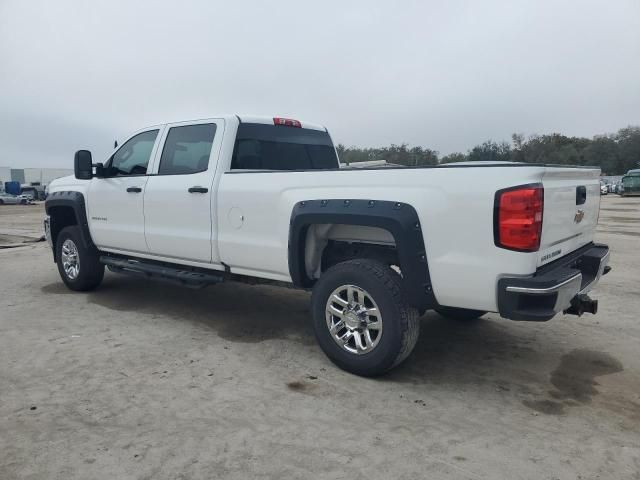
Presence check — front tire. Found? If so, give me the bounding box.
[311,259,420,376]
[55,226,104,291]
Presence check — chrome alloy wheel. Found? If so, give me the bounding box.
[61,239,80,280]
[325,284,383,354]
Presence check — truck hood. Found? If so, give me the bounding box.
[48,175,87,192]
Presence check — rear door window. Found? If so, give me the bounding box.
[158,123,217,175]
[231,123,338,170]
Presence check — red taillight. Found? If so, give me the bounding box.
[273,117,301,128]
[495,185,544,252]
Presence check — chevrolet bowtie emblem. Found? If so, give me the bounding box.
[574,209,585,223]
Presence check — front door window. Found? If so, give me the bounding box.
[107,130,159,176]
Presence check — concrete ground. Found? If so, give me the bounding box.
[0,202,45,247]
[1,197,639,480]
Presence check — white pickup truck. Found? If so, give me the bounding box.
[44,115,611,375]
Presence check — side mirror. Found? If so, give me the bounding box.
[74,150,93,180]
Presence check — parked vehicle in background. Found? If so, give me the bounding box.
[600,182,608,195]
[614,182,623,194]
[44,114,611,376]
[0,192,29,205]
[621,170,640,196]
[21,184,46,200]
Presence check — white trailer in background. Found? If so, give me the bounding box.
[22,168,74,185]
[0,167,11,191]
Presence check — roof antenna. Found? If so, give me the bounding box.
[114,140,118,148]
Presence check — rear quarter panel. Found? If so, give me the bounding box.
[217,165,547,312]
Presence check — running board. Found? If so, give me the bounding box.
[100,256,224,288]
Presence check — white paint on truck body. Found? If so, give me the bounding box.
[47,114,602,314]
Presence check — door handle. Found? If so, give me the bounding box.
[126,187,142,193]
[188,186,209,193]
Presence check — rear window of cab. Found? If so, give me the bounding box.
[231,123,338,171]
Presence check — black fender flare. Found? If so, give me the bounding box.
[45,191,96,260]
[288,199,436,310]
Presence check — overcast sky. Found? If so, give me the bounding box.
[1,0,639,168]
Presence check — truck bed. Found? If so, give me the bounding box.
[217,163,601,312]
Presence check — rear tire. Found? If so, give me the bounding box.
[311,259,420,376]
[55,226,104,291]
[435,306,486,321]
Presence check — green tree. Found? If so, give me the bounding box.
[336,125,640,174]
[440,152,466,163]
[467,140,511,162]
[616,126,640,172]
[582,136,619,175]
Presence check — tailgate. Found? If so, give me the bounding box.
[537,167,601,267]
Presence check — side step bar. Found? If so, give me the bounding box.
[100,256,224,288]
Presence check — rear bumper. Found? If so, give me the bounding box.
[497,243,610,321]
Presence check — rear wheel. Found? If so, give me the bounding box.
[311,259,420,376]
[435,306,486,321]
[55,226,104,291]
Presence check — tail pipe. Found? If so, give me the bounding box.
[564,293,598,316]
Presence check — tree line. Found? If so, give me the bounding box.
[336,125,640,175]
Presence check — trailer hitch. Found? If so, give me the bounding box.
[564,293,598,316]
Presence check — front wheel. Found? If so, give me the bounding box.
[311,259,420,376]
[55,226,104,291]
